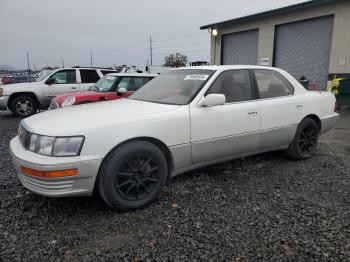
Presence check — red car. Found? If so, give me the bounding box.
[49,73,158,109]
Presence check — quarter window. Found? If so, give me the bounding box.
[49,70,76,84]
[206,70,253,103]
[117,77,151,91]
[254,70,293,99]
[80,69,100,83]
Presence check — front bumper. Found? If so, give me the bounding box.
[10,137,103,197]
[0,96,9,110]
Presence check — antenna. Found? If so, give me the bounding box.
[90,51,93,67]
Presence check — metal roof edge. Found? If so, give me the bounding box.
[200,0,336,30]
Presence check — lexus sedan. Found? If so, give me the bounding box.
[10,65,338,210]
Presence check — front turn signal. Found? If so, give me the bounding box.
[21,166,78,178]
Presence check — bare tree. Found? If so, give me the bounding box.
[163,53,188,67]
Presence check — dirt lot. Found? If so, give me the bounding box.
[0,109,349,261]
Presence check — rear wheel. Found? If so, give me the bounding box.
[98,140,168,210]
[285,118,319,160]
[10,96,38,117]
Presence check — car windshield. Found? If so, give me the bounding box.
[35,70,53,82]
[129,69,215,105]
[89,75,117,92]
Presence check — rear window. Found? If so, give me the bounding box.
[80,69,100,83]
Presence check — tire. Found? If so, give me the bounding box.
[98,140,168,210]
[285,118,320,160]
[10,96,38,117]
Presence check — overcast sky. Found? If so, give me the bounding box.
[0,0,308,70]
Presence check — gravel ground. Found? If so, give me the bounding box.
[0,109,349,261]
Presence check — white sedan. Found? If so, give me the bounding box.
[10,66,338,210]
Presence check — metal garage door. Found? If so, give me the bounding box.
[274,16,333,90]
[222,29,258,65]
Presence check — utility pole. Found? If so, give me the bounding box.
[149,35,153,66]
[90,51,93,67]
[26,52,32,82]
[61,57,65,68]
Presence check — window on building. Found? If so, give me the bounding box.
[254,70,294,99]
[206,70,253,103]
[80,69,100,83]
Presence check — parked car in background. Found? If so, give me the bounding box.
[49,73,157,110]
[10,66,338,210]
[0,67,117,117]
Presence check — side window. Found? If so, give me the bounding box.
[49,70,76,84]
[117,77,149,91]
[254,70,294,99]
[206,70,253,103]
[80,69,100,83]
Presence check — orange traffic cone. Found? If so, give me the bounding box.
[310,80,317,91]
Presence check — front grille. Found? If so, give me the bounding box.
[49,101,59,110]
[18,123,31,149]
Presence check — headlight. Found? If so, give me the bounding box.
[62,97,76,107]
[28,134,84,156]
[0,88,3,97]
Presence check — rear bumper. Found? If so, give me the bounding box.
[10,137,102,197]
[320,114,339,134]
[0,96,9,110]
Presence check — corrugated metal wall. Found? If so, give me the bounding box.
[274,16,333,90]
[221,30,258,65]
[210,0,350,74]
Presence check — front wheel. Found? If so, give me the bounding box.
[98,141,168,210]
[10,96,38,117]
[285,118,320,160]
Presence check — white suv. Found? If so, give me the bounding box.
[0,67,116,116]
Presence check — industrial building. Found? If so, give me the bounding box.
[200,0,350,90]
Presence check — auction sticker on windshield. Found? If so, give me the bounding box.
[184,74,209,81]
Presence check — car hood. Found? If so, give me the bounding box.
[53,91,98,104]
[1,81,41,94]
[23,98,180,136]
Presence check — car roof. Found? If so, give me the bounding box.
[175,65,281,71]
[62,67,115,70]
[106,73,159,77]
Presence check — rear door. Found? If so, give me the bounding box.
[42,69,78,107]
[190,70,260,164]
[78,69,101,91]
[253,69,303,151]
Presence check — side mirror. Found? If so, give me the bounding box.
[117,87,127,96]
[45,78,55,85]
[198,94,226,107]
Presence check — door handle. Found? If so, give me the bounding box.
[296,104,303,109]
[71,87,78,90]
[247,111,258,115]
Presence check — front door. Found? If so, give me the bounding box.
[190,70,260,164]
[42,69,79,108]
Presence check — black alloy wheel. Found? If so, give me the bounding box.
[285,117,319,160]
[98,140,168,210]
[115,154,160,201]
